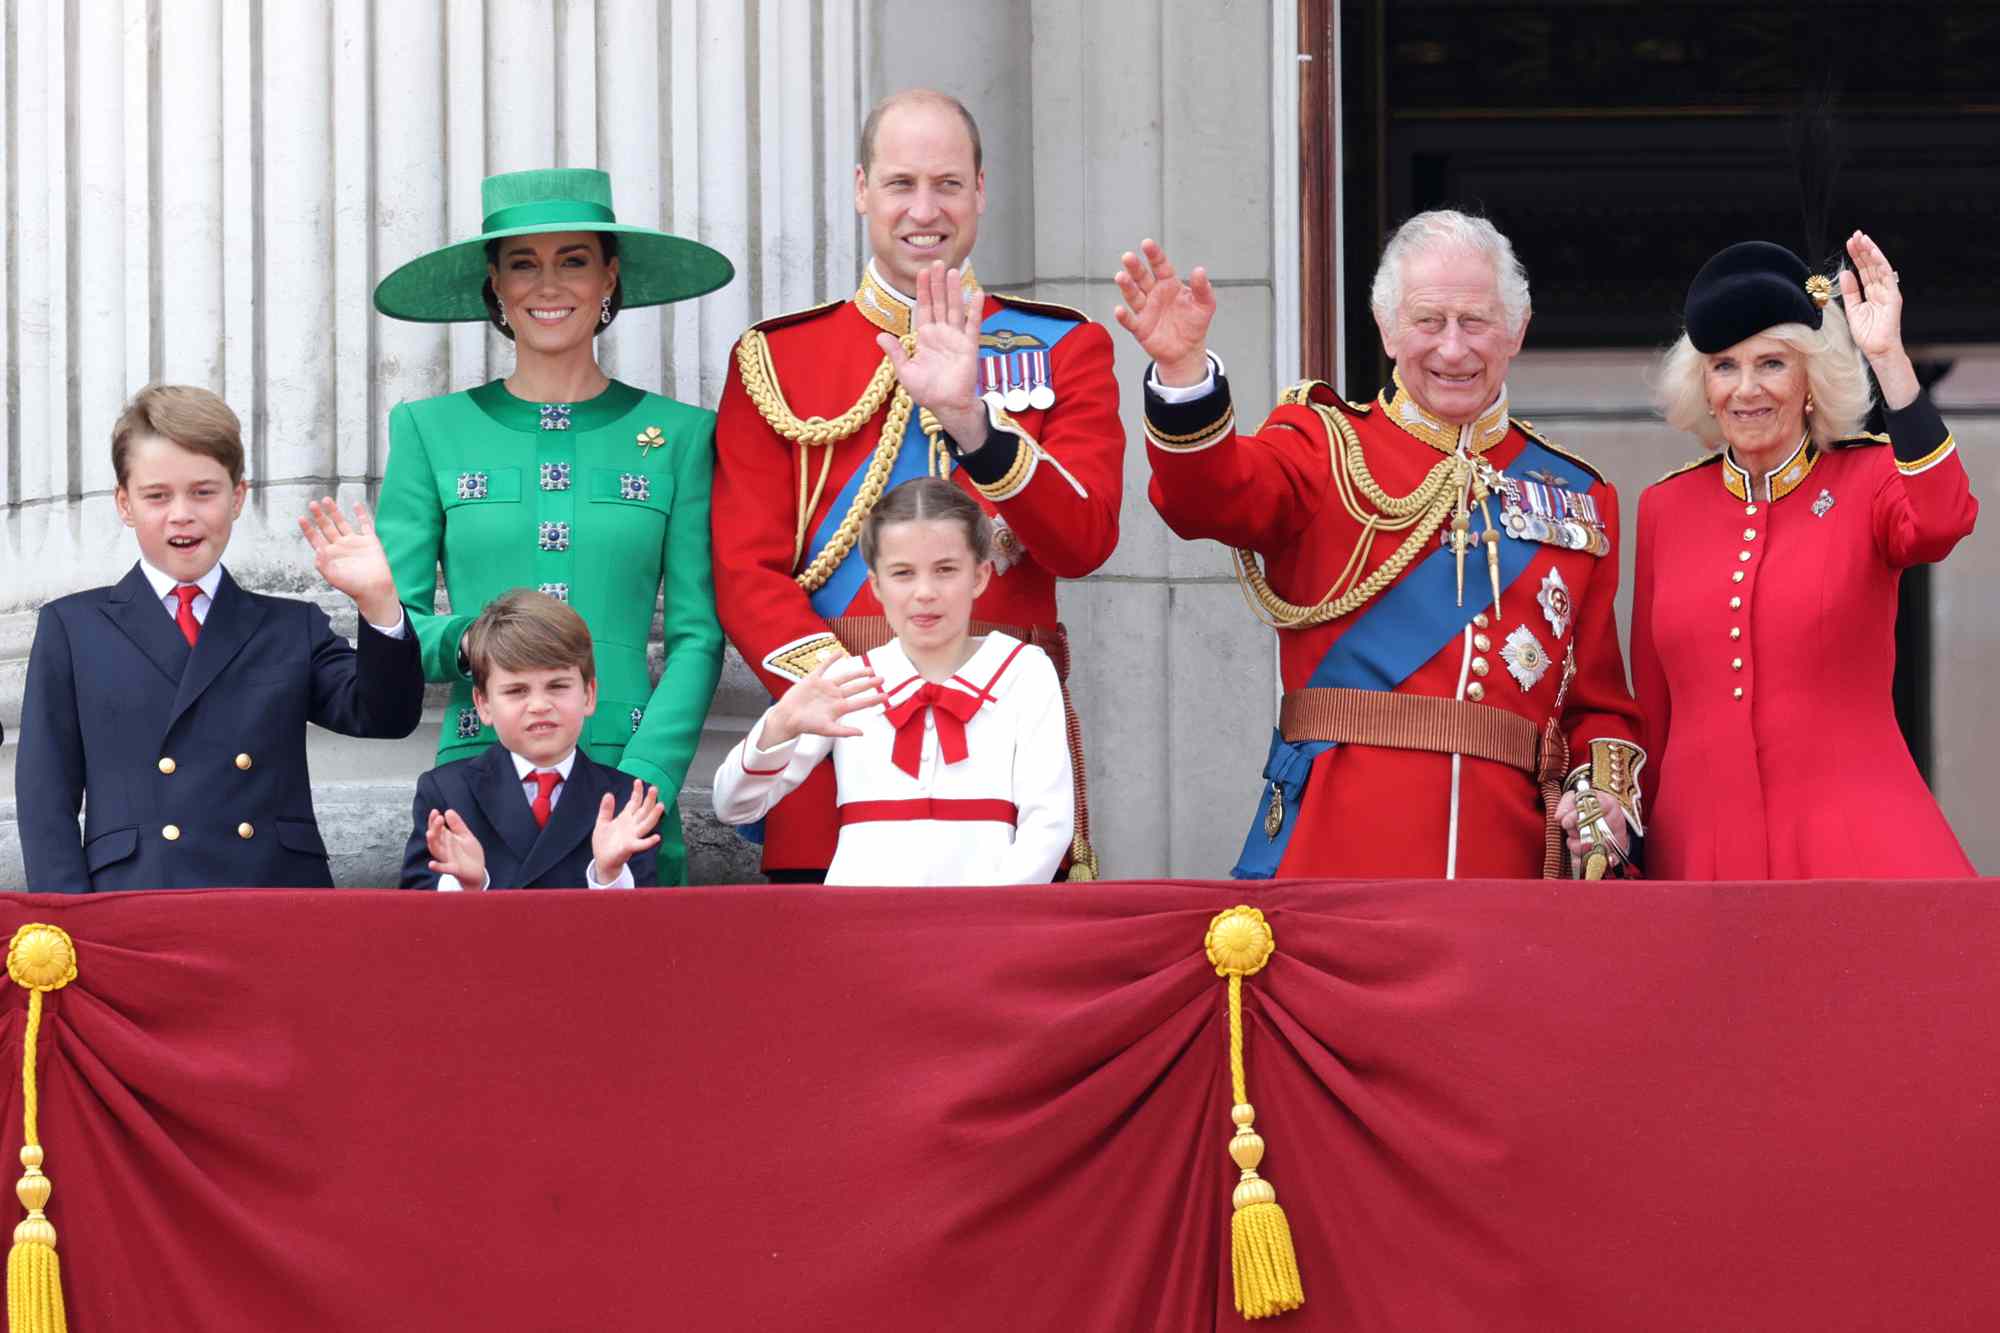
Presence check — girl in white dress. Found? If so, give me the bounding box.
[712,478,1075,885]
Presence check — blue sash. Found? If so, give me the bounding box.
[1232,434,1578,878]
[800,303,1082,620]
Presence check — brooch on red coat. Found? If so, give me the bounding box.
[990,515,1024,575]
[1537,568,1572,638]
[1812,487,1835,517]
[1502,625,1551,691]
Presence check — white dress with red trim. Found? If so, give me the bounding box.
[710,633,1075,885]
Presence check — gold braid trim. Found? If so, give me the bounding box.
[1233,400,1470,629]
[736,328,922,594]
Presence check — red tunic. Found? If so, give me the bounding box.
[1632,396,1977,878]
[712,269,1124,871]
[1145,371,1643,878]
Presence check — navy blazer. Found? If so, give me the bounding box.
[400,743,661,890]
[16,564,425,890]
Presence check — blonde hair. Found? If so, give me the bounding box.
[1655,301,1873,449]
[859,477,993,567]
[466,589,597,691]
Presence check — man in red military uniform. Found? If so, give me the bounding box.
[712,89,1124,881]
[1113,212,1643,879]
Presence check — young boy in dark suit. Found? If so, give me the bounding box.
[17,384,424,890]
[402,589,665,890]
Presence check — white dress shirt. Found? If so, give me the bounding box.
[137,560,408,638]
[437,748,635,891]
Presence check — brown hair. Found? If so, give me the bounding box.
[111,384,246,486]
[859,89,983,176]
[465,589,597,691]
[482,232,623,341]
[859,477,993,568]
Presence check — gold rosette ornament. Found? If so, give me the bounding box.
[1204,906,1304,1319]
[1805,274,1834,309]
[7,923,77,1333]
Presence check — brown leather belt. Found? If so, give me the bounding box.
[1278,687,1540,774]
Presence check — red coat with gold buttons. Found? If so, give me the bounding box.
[1631,395,1977,878]
[1145,370,1643,879]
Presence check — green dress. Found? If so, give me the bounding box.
[377,379,723,884]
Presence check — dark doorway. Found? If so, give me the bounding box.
[1303,0,2000,779]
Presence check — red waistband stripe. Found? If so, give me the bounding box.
[838,798,1019,826]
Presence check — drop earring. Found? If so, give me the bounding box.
[600,295,612,326]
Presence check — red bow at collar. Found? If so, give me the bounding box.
[882,681,986,778]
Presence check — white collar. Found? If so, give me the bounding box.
[871,632,1021,699]
[139,559,223,603]
[865,258,916,310]
[509,748,578,782]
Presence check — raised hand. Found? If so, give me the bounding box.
[1112,239,1217,386]
[298,499,403,628]
[1836,230,1919,409]
[763,656,887,747]
[591,779,664,884]
[425,808,488,889]
[879,262,988,448]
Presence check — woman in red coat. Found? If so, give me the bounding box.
[1632,232,1977,878]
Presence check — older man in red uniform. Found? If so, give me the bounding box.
[1113,212,1643,879]
[712,89,1124,881]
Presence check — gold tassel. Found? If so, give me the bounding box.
[7,925,77,1333]
[1204,907,1304,1320]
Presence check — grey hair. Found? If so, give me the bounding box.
[1369,210,1532,335]
[1654,300,1872,450]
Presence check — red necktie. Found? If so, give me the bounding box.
[172,584,202,647]
[529,770,562,828]
[882,682,985,779]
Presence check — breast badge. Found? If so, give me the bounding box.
[1502,625,1551,691]
[1812,487,1835,517]
[1537,568,1572,639]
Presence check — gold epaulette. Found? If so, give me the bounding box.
[1273,379,1372,415]
[1654,452,1725,486]
[989,291,1089,323]
[1828,430,1891,451]
[1512,418,1606,483]
[748,298,844,335]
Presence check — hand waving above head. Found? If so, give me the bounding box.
[1838,230,1919,410]
[1112,239,1217,387]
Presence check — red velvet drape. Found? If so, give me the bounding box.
[3,880,1998,1331]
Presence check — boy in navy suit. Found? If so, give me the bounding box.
[18,384,424,890]
[402,589,665,890]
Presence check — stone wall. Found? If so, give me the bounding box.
[0,0,1288,886]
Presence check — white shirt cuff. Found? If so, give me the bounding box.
[436,869,490,893]
[1146,354,1225,404]
[585,859,637,890]
[368,611,409,639]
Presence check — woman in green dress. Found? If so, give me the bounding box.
[373,168,733,884]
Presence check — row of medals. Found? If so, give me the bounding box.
[1493,474,1610,556]
[979,349,1057,413]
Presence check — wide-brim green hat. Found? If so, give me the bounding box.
[373,168,734,322]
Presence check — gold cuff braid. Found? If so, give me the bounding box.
[1566,738,1645,827]
[1145,405,1236,452]
[971,427,1036,500]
